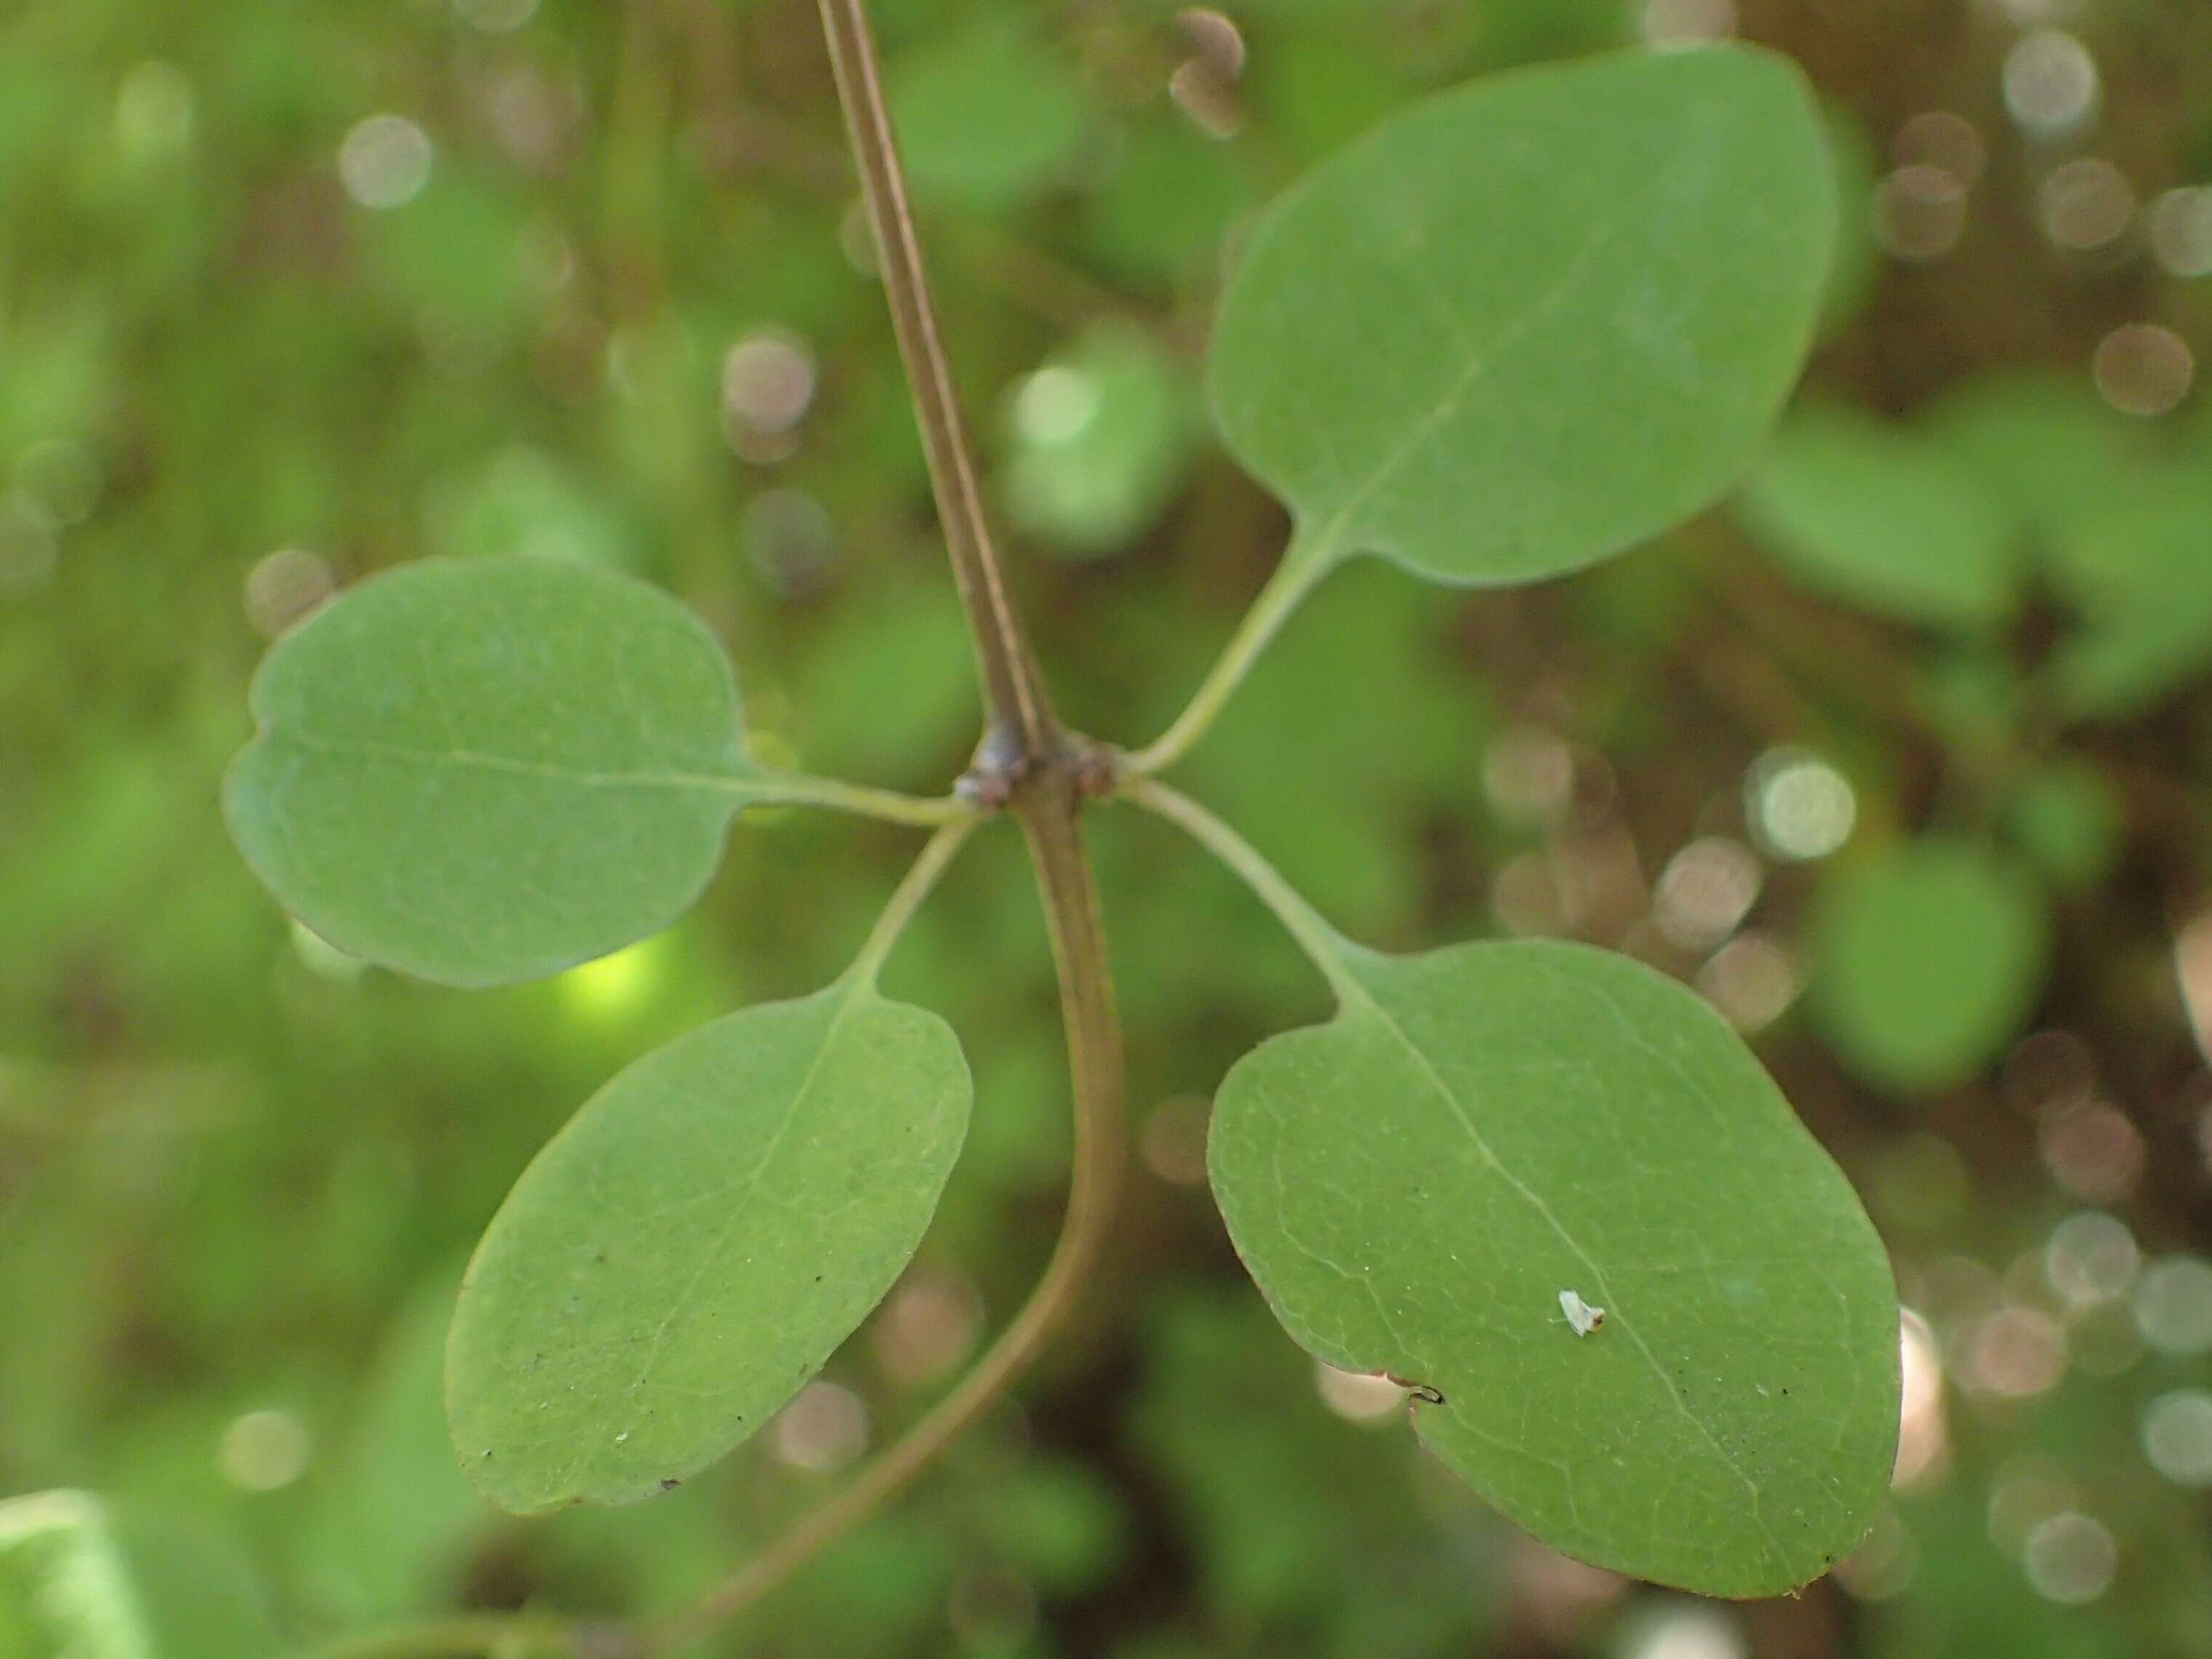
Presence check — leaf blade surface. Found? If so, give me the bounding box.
[446,981,971,1513]
[1209,939,1897,1597]
[226,555,761,986]
[1209,45,1836,587]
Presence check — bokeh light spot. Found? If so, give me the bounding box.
[556,940,665,1023]
[2133,1256,2212,1354]
[2022,1511,2116,1604]
[1139,1094,1212,1187]
[2148,187,2212,278]
[2093,324,2193,418]
[773,1379,868,1473]
[2039,157,2135,250]
[1653,837,1761,952]
[2142,1390,2212,1486]
[2043,1211,2138,1306]
[1892,111,1986,187]
[218,1409,311,1491]
[1875,165,1967,261]
[455,0,541,33]
[245,547,336,638]
[1640,0,1737,47]
[1484,726,1576,828]
[1745,748,1855,861]
[872,1268,984,1390]
[339,113,434,209]
[2003,31,2101,140]
[1014,364,1102,446]
[1695,933,1798,1033]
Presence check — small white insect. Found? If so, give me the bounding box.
[1559,1289,1606,1337]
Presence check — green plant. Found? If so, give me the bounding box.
[219,11,1898,1655]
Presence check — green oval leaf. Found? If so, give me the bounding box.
[2041,487,2212,719]
[446,979,971,1513]
[2003,761,2123,895]
[1809,839,2050,1096]
[1209,939,1897,1598]
[1209,44,1836,588]
[225,556,765,987]
[1737,403,2019,628]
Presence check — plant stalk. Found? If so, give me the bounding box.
[814,0,1058,764]
[644,0,1127,1646]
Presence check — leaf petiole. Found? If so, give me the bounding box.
[1121,527,1338,778]
[848,818,979,986]
[1118,777,1370,1008]
[751,771,978,830]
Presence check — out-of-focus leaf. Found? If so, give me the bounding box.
[1916,379,2212,716]
[2042,479,2212,621]
[1212,937,1898,1596]
[889,21,1090,213]
[0,304,111,467]
[2003,762,2125,894]
[1211,46,1834,589]
[1809,839,2050,1095]
[446,979,970,1513]
[1924,371,2162,545]
[1001,322,1197,559]
[0,1491,279,1659]
[1245,27,1412,164]
[295,1267,491,1623]
[977,1457,1132,1594]
[2050,604,2212,722]
[1079,119,1249,288]
[2043,492,2212,718]
[425,447,644,571]
[787,572,977,788]
[1738,403,2018,628]
[1818,103,1881,334]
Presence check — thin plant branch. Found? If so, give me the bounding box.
[643,0,1128,1647]
[814,0,1057,762]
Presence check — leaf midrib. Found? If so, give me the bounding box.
[1289,218,1621,578]
[1345,978,1791,1567]
[261,726,757,796]
[564,985,874,1498]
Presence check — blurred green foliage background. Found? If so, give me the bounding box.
[9,0,2212,1654]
